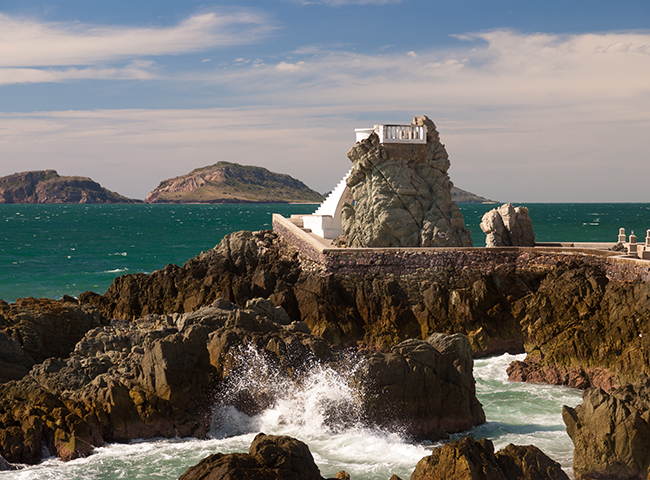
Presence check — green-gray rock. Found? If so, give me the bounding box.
[341,116,473,247]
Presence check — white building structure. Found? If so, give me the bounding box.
[302,122,427,239]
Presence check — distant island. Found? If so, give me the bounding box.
[451,186,496,204]
[0,170,141,204]
[144,161,324,204]
[0,166,495,205]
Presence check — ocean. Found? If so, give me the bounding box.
[1,202,649,478]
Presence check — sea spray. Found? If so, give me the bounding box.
[0,353,582,480]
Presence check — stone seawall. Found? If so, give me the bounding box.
[272,214,650,282]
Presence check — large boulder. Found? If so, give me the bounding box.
[179,433,323,480]
[480,203,535,247]
[411,436,568,480]
[359,334,485,440]
[563,377,650,480]
[340,116,473,248]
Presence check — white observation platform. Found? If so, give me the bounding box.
[302,122,427,239]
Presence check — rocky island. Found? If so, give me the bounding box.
[0,170,141,204]
[144,161,324,204]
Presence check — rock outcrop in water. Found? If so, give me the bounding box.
[361,334,485,439]
[411,436,569,480]
[563,377,650,480]
[0,298,485,464]
[480,203,535,247]
[340,116,473,247]
[507,261,650,390]
[179,433,324,480]
[0,170,140,204]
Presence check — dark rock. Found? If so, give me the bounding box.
[410,437,568,480]
[0,297,107,384]
[359,334,485,440]
[0,454,17,471]
[178,433,323,480]
[480,203,535,247]
[512,261,650,389]
[563,377,650,479]
[341,116,473,248]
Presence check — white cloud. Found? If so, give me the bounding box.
[276,61,306,71]
[2,29,650,202]
[0,10,275,83]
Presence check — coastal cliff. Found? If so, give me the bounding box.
[0,170,140,204]
[79,230,650,390]
[144,162,323,204]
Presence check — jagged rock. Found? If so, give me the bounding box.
[480,203,535,247]
[410,436,568,480]
[179,433,323,480]
[359,334,485,440]
[340,116,473,247]
[79,230,650,388]
[0,297,107,384]
[563,377,650,480]
[510,261,650,389]
[79,230,535,355]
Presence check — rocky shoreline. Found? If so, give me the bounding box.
[2,229,650,478]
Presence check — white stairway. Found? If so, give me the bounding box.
[313,168,352,216]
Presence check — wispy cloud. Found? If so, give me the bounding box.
[0,10,275,84]
[2,29,649,201]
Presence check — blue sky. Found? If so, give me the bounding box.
[1,0,649,202]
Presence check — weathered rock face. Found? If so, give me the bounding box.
[79,230,537,356]
[480,203,535,247]
[360,334,485,439]
[179,433,324,480]
[563,377,650,480]
[340,116,473,248]
[0,298,484,463]
[0,297,107,384]
[79,230,650,389]
[411,436,568,480]
[509,261,650,390]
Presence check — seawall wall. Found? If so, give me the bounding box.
[272,214,650,282]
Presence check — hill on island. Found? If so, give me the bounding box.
[0,170,141,204]
[451,186,496,204]
[144,162,324,204]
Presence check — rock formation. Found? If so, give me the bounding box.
[340,116,473,247]
[410,436,569,480]
[0,298,485,464]
[0,297,107,384]
[144,161,323,204]
[0,170,140,204]
[480,203,535,247]
[508,261,650,390]
[179,433,324,480]
[360,334,485,439]
[80,230,532,356]
[563,377,650,480]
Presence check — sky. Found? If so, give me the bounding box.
[1,0,649,202]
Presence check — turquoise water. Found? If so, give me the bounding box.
[1,203,649,302]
